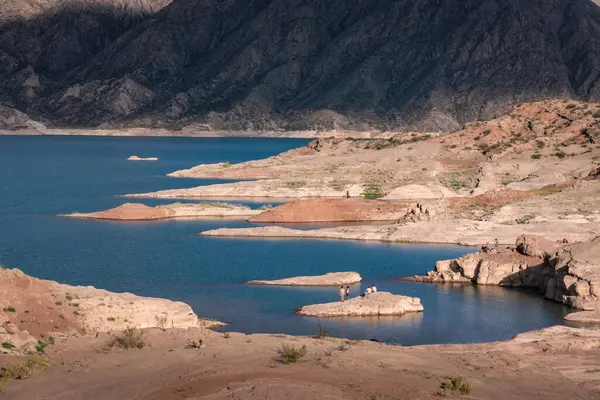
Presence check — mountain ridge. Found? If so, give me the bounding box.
[1,0,600,131]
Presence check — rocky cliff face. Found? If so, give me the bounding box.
[1,0,600,131]
[420,235,600,311]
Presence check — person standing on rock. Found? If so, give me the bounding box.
[345,286,350,300]
[340,286,346,302]
[371,284,377,293]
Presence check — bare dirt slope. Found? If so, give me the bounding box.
[249,199,409,223]
[3,325,600,399]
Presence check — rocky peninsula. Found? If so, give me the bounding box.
[121,100,600,246]
[295,292,424,317]
[402,234,600,322]
[0,267,223,355]
[62,202,261,221]
[247,272,361,286]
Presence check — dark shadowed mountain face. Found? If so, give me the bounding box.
[0,0,599,131]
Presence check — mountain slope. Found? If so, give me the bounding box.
[1,0,600,131]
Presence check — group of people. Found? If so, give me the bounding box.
[339,284,377,301]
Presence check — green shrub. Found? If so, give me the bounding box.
[483,129,491,136]
[2,307,16,313]
[531,153,541,159]
[363,184,384,199]
[1,342,14,350]
[35,341,49,354]
[555,150,566,159]
[65,295,73,301]
[275,344,307,364]
[566,104,577,109]
[535,140,545,148]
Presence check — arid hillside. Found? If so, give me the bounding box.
[1,0,600,131]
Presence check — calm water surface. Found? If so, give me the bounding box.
[0,136,568,345]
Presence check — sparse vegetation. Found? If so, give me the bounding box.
[327,180,347,191]
[482,129,491,136]
[221,162,231,168]
[2,307,15,313]
[107,317,116,321]
[314,321,330,339]
[585,368,600,373]
[535,139,545,148]
[105,327,146,350]
[275,344,307,364]
[35,340,49,354]
[441,376,472,395]
[438,170,475,192]
[1,342,14,350]
[73,311,80,316]
[285,180,306,189]
[0,356,49,391]
[531,153,541,159]
[71,303,79,307]
[554,150,567,159]
[363,183,384,199]
[515,214,535,225]
[593,112,600,118]
[155,314,168,331]
[65,295,73,301]
[566,103,577,109]
[58,314,65,319]
[55,301,62,306]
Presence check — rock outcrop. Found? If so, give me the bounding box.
[409,234,600,312]
[62,202,261,221]
[247,272,361,286]
[295,292,423,317]
[0,267,222,354]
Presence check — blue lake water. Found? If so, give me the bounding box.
[0,135,568,345]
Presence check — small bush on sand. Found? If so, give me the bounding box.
[105,327,146,350]
[531,153,541,159]
[363,183,384,199]
[566,104,577,109]
[0,356,49,391]
[275,344,307,364]
[2,307,16,313]
[1,342,14,350]
[441,376,472,395]
[155,314,168,331]
[314,321,330,339]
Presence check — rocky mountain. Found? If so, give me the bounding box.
[1,0,600,131]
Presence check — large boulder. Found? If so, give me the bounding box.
[516,234,562,258]
[545,237,600,309]
[295,292,423,317]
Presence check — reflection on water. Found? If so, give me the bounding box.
[0,136,569,345]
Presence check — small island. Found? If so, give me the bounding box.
[247,272,362,286]
[128,155,158,161]
[295,292,423,317]
[61,202,262,221]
